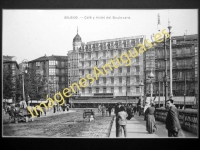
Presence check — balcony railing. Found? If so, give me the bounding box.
[155,108,197,135]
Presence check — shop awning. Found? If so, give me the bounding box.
[71,98,138,104]
[146,96,195,105]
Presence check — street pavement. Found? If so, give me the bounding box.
[109,115,197,138]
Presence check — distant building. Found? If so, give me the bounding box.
[3,55,20,103]
[143,34,198,107]
[28,55,68,101]
[68,29,145,107]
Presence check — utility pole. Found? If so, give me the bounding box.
[164,34,168,108]
[184,74,186,110]
[126,72,128,105]
[168,24,173,99]
[158,81,160,107]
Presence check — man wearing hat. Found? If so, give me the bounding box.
[115,102,122,137]
[165,99,181,137]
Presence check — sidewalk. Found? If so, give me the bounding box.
[109,115,197,138]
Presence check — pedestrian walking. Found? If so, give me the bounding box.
[115,102,122,137]
[98,104,102,113]
[66,104,69,111]
[108,105,112,117]
[101,104,106,117]
[116,106,128,137]
[133,106,137,115]
[137,99,142,116]
[145,103,157,134]
[166,99,181,137]
[144,102,150,121]
[126,104,133,120]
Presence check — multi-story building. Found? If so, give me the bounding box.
[68,31,146,107]
[28,55,68,101]
[144,34,198,108]
[3,55,20,103]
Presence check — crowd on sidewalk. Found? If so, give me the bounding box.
[110,98,182,138]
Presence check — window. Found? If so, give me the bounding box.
[11,64,15,69]
[103,78,106,83]
[49,68,56,75]
[89,88,92,93]
[95,52,98,58]
[12,70,16,75]
[119,68,122,73]
[49,60,57,66]
[96,88,99,93]
[111,78,114,83]
[82,88,85,94]
[111,87,114,93]
[127,67,130,73]
[119,77,122,83]
[136,87,140,92]
[110,50,113,56]
[127,87,130,92]
[119,87,122,93]
[36,62,40,66]
[103,88,106,93]
[96,80,99,84]
[103,51,106,57]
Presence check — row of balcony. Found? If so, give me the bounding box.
[79,45,138,53]
[78,62,140,68]
[154,77,195,82]
[155,65,194,70]
[85,82,141,87]
[155,54,195,59]
[78,72,141,77]
[80,92,141,96]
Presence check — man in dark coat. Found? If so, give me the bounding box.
[108,105,112,117]
[165,99,181,137]
[115,102,122,137]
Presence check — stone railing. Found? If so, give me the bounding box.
[154,108,198,135]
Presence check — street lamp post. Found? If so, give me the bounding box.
[139,80,144,106]
[21,59,29,104]
[126,72,128,105]
[164,34,168,108]
[184,74,186,110]
[148,70,154,104]
[168,24,173,99]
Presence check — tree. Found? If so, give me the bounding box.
[3,68,14,99]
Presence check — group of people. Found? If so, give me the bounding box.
[113,98,182,138]
[114,102,139,137]
[98,104,113,117]
[143,99,182,137]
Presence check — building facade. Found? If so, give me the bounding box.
[28,55,68,100]
[143,34,198,107]
[3,55,20,103]
[68,31,146,105]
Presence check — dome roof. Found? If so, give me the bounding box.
[73,34,82,43]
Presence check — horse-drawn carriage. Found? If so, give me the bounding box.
[5,103,34,123]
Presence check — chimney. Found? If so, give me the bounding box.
[157,13,161,31]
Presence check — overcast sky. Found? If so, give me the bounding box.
[3,9,198,64]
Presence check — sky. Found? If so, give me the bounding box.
[3,9,198,64]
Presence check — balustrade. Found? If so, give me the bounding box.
[154,108,197,135]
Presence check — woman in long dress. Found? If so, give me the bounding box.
[145,103,157,134]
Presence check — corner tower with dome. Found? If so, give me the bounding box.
[67,28,83,100]
[73,28,82,51]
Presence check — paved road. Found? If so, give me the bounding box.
[109,115,197,138]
